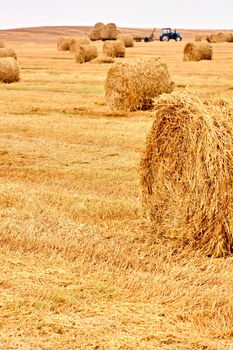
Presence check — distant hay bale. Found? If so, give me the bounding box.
[103,41,115,57]
[69,37,90,52]
[208,34,218,43]
[0,40,5,48]
[89,29,102,41]
[113,40,125,57]
[140,92,233,257]
[103,40,125,58]
[106,23,117,30]
[216,32,227,42]
[94,22,105,30]
[195,34,203,42]
[0,57,20,83]
[75,45,98,63]
[90,57,115,64]
[0,48,17,60]
[226,33,233,42]
[105,57,174,111]
[57,37,71,51]
[117,34,134,47]
[183,42,213,61]
[100,26,120,40]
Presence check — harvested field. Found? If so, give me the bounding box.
[0,27,233,350]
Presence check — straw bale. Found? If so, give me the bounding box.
[226,33,233,42]
[114,40,125,57]
[183,42,213,61]
[103,41,115,57]
[140,92,233,257]
[89,29,101,41]
[94,22,105,30]
[75,45,98,63]
[69,37,90,52]
[195,34,203,42]
[0,48,17,60]
[90,57,115,64]
[105,57,174,111]
[117,34,134,47]
[57,37,71,51]
[0,57,20,83]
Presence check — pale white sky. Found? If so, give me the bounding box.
[0,0,232,30]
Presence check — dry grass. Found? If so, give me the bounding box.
[0,34,233,349]
[184,41,213,61]
[140,92,233,257]
[105,57,174,111]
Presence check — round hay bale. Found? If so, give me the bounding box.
[113,39,125,57]
[89,29,101,41]
[195,34,203,42]
[0,48,17,60]
[208,34,218,43]
[0,40,5,48]
[0,57,20,83]
[105,57,174,112]
[106,23,117,30]
[90,57,115,64]
[57,37,71,51]
[226,33,233,42]
[140,92,233,257]
[75,45,98,64]
[103,41,115,57]
[94,22,105,30]
[69,37,90,52]
[100,27,120,40]
[117,34,134,47]
[216,32,226,42]
[183,41,213,61]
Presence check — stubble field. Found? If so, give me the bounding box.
[0,28,233,349]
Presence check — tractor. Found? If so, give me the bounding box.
[160,28,182,41]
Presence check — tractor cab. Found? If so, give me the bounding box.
[160,28,182,41]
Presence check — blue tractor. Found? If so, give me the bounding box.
[160,28,182,41]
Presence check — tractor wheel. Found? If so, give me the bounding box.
[144,37,149,42]
[175,36,182,41]
[162,35,169,42]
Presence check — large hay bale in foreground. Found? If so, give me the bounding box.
[57,37,71,51]
[105,57,174,111]
[140,92,233,257]
[0,57,20,83]
[183,42,212,61]
[0,48,17,60]
[75,45,98,63]
[117,34,134,47]
[0,41,5,48]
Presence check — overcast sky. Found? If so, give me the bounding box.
[0,0,232,30]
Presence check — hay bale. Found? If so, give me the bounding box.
[113,40,125,57]
[0,48,17,60]
[226,33,233,42]
[183,42,213,61]
[89,29,101,41]
[100,26,120,40]
[0,57,20,83]
[208,34,218,43]
[195,34,203,42]
[105,57,174,111]
[94,22,105,30]
[106,23,117,30]
[103,41,115,57]
[57,37,71,51]
[103,40,125,58]
[0,41,5,48]
[75,45,98,63]
[90,57,115,64]
[216,32,227,42]
[69,37,90,52]
[140,92,233,257]
[117,34,134,47]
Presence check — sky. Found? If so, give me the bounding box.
[0,0,232,30]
